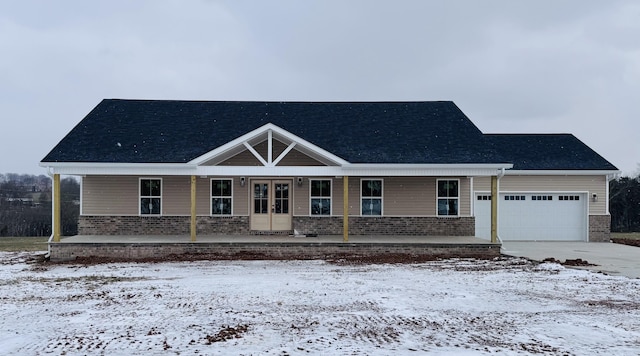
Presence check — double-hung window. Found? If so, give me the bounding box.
[361,179,383,215]
[211,179,232,215]
[310,179,331,215]
[140,178,162,215]
[437,179,459,216]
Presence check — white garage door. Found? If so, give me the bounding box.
[475,193,588,241]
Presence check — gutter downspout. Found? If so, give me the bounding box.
[497,168,506,245]
[45,167,54,259]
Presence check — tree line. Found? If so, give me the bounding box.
[0,173,79,237]
[609,174,640,232]
[0,172,638,236]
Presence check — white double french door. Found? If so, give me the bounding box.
[250,180,292,231]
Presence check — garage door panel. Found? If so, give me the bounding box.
[475,193,587,241]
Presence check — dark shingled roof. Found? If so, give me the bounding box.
[485,134,618,170]
[42,99,498,164]
[41,99,617,170]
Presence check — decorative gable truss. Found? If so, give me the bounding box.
[190,123,349,177]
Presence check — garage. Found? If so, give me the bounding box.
[475,192,588,241]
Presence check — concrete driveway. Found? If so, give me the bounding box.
[501,241,640,279]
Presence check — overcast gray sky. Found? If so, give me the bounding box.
[1,0,638,176]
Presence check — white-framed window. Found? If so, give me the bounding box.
[140,178,162,215]
[437,179,459,216]
[361,179,383,216]
[211,179,233,215]
[310,179,331,215]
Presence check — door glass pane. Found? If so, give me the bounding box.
[254,183,268,214]
[273,183,289,214]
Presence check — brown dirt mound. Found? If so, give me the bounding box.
[611,238,640,248]
[50,251,498,265]
[542,257,596,266]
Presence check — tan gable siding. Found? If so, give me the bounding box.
[473,175,607,215]
[82,176,139,215]
[277,150,325,166]
[272,139,287,157]
[216,150,262,166]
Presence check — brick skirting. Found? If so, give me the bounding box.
[589,215,611,242]
[79,216,251,235]
[80,215,476,236]
[48,241,500,262]
[293,216,475,236]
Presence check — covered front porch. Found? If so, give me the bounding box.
[48,234,500,262]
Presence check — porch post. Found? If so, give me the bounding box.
[343,176,349,242]
[190,175,197,242]
[53,174,61,242]
[490,175,498,243]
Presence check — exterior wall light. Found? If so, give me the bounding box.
[592,193,598,202]
[240,177,245,187]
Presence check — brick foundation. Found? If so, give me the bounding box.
[48,241,500,262]
[589,215,611,242]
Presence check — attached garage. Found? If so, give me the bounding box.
[475,192,588,241]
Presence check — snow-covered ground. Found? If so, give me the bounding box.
[1,252,639,355]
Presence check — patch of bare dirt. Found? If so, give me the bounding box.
[611,238,640,248]
[204,324,249,344]
[542,257,597,266]
[53,251,499,266]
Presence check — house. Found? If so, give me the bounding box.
[40,99,618,245]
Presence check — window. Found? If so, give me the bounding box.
[437,179,459,216]
[532,195,553,201]
[361,179,382,215]
[505,195,526,201]
[211,179,232,215]
[559,195,580,201]
[140,178,161,215]
[477,195,491,201]
[310,180,331,215]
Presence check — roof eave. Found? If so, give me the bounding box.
[39,162,198,176]
[505,169,621,176]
